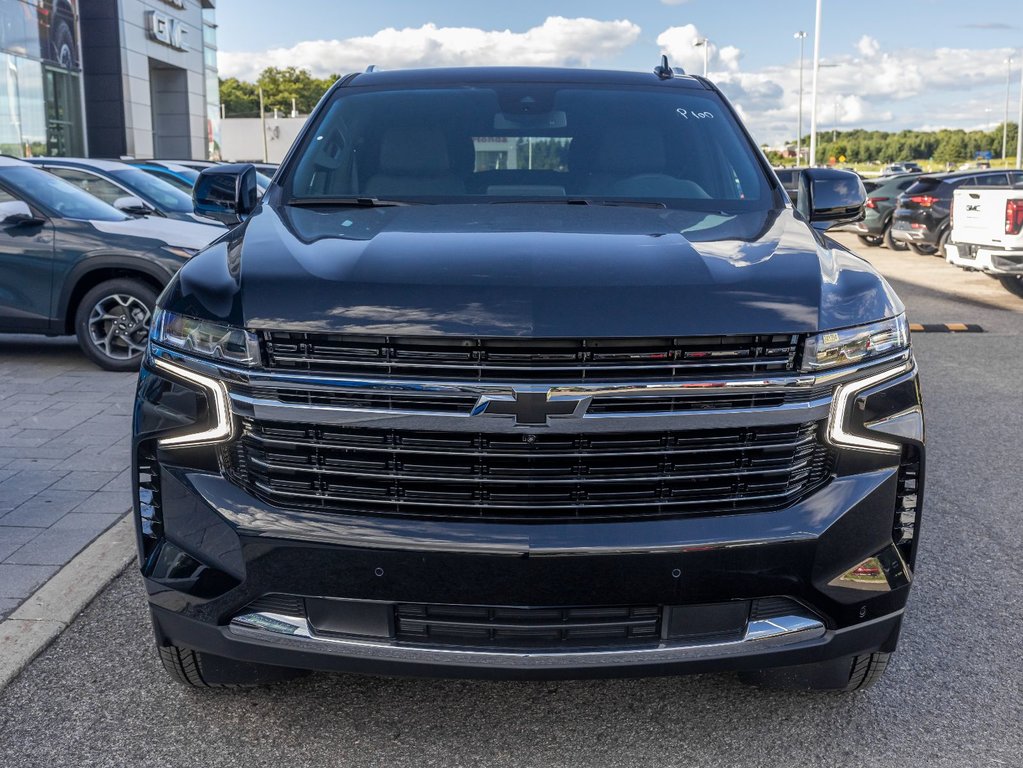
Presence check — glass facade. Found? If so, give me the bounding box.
[0,0,83,157]
[202,6,220,160]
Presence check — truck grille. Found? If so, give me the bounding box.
[394,603,661,648]
[262,333,800,382]
[224,419,832,521]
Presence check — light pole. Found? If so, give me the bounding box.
[1004,57,1014,166]
[693,38,710,77]
[794,31,807,165]
[1016,65,1023,169]
[808,0,823,167]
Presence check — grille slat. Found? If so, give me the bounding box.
[394,603,661,648]
[225,420,832,521]
[263,333,801,382]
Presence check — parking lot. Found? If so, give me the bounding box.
[0,234,1020,767]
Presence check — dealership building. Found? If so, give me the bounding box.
[0,0,220,161]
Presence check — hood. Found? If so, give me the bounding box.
[92,216,223,252]
[168,203,903,337]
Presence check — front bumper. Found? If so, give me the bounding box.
[133,352,924,680]
[946,242,1023,273]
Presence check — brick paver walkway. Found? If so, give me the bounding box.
[0,336,135,619]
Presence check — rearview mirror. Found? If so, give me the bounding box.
[797,168,866,231]
[113,196,154,216]
[0,200,42,227]
[194,163,258,227]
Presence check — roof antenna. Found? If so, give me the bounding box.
[365,64,377,73]
[654,54,677,79]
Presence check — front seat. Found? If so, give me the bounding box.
[364,127,465,197]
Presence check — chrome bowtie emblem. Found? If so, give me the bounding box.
[472,391,591,426]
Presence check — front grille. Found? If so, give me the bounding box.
[224,419,832,521]
[262,333,800,382]
[394,603,661,648]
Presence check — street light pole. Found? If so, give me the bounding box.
[693,38,710,77]
[795,31,807,165]
[808,0,823,167]
[1016,65,1023,169]
[1004,56,1013,166]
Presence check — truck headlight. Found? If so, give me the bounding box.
[803,315,910,372]
[150,309,261,367]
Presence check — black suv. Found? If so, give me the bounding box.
[133,66,924,692]
[892,169,1023,255]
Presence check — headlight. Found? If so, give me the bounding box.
[803,315,909,372]
[150,309,261,366]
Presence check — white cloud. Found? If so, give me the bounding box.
[219,17,642,81]
[857,35,880,58]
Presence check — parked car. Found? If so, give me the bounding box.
[25,158,223,227]
[126,160,202,195]
[129,159,272,196]
[881,162,922,176]
[842,173,919,249]
[946,184,1023,298]
[135,65,923,693]
[890,169,1023,255]
[0,157,220,370]
[772,167,805,205]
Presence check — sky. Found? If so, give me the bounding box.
[213,0,1023,146]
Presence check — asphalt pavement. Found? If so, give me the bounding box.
[1,238,1021,767]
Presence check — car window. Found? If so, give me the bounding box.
[286,84,775,211]
[108,168,194,212]
[0,186,17,203]
[897,179,917,191]
[0,167,127,221]
[142,168,196,194]
[46,167,126,205]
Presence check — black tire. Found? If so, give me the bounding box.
[158,644,306,688]
[883,222,908,251]
[857,234,883,247]
[910,243,936,256]
[740,651,891,692]
[73,278,157,371]
[934,229,950,259]
[998,274,1023,299]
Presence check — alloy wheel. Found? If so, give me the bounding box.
[87,294,151,361]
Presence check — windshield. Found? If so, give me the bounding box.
[110,168,194,212]
[286,83,774,210]
[0,166,127,221]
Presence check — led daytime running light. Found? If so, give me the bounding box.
[827,365,908,453]
[153,357,234,448]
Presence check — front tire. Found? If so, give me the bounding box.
[998,274,1023,299]
[740,651,891,692]
[73,278,157,371]
[158,644,306,688]
[910,243,936,256]
[858,233,883,247]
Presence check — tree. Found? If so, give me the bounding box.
[219,77,259,117]
[256,67,336,115]
[933,133,969,165]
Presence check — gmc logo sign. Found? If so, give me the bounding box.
[147,11,188,51]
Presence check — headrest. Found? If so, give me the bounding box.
[595,127,667,173]
[378,127,451,175]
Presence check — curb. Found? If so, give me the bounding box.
[0,513,135,692]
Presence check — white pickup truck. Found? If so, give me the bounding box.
[946,185,1023,297]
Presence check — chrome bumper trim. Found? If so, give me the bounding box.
[227,611,827,667]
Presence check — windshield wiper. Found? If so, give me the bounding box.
[287,197,416,208]
[490,198,666,209]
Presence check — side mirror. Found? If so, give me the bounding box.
[797,168,866,231]
[113,196,154,217]
[0,200,43,227]
[193,163,258,227]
